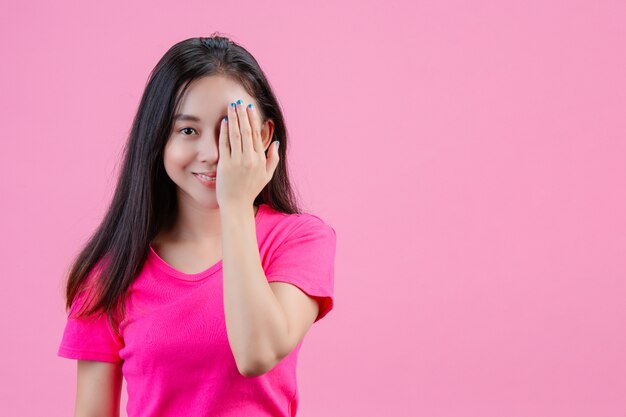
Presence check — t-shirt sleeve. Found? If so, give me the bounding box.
[264,215,337,323]
[57,267,124,362]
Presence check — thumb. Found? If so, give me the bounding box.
[267,140,280,174]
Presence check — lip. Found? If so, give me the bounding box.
[193,173,217,188]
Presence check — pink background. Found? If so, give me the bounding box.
[2,1,625,416]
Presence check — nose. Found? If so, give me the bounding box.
[196,133,220,162]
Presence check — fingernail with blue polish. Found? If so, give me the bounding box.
[236,99,242,105]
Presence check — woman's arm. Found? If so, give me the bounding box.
[74,360,123,417]
[221,204,291,377]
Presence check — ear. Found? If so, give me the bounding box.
[261,119,276,153]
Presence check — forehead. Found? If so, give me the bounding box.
[175,75,254,113]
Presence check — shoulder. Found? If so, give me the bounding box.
[261,204,336,238]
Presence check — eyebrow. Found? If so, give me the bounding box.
[173,114,202,122]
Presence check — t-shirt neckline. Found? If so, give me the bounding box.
[148,204,266,282]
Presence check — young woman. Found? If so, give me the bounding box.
[57,35,337,417]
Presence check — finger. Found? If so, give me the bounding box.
[227,102,241,158]
[235,100,253,155]
[246,102,264,155]
[266,140,280,177]
[219,116,230,159]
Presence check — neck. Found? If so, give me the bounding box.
[159,193,258,245]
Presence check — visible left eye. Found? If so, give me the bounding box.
[180,127,197,135]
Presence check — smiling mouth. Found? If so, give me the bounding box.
[194,173,216,181]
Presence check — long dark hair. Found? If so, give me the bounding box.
[63,33,302,337]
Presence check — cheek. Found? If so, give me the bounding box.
[163,140,194,174]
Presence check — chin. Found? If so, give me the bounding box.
[177,186,219,209]
[194,196,219,209]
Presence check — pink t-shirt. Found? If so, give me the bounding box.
[57,203,336,417]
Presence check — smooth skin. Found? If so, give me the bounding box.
[75,360,122,417]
